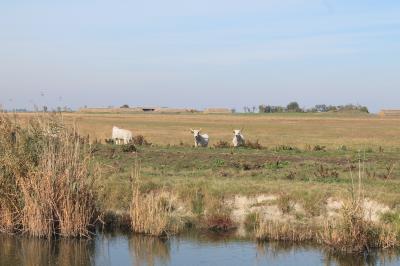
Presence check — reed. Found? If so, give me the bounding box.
[130,161,186,236]
[0,113,98,237]
[0,114,21,233]
[320,200,399,252]
[256,221,316,242]
[319,159,399,252]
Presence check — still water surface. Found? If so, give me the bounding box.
[1,231,399,266]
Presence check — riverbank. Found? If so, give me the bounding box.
[94,143,400,252]
[2,112,400,253]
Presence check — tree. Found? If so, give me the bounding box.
[360,106,369,113]
[120,104,129,108]
[286,102,300,112]
[315,104,328,112]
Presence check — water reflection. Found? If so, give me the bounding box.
[129,235,170,266]
[0,234,94,266]
[323,248,400,266]
[256,241,400,266]
[1,232,400,266]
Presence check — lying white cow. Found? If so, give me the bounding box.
[112,126,133,145]
[232,129,245,147]
[190,129,209,147]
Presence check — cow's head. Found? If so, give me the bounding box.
[190,128,201,138]
[233,129,242,137]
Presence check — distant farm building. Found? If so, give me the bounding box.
[78,107,198,114]
[379,109,400,117]
[204,108,232,114]
[154,108,198,113]
[78,107,143,113]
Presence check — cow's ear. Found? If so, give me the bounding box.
[190,129,194,133]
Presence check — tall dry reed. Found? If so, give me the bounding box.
[130,161,185,236]
[320,159,398,252]
[256,221,316,242]
[0,112,98,237]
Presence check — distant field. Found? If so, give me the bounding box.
[15,112,400,150]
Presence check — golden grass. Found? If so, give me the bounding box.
[13,112,400,149]
[256,163,400,253]
[0,113,98,238]
[130,162,186,236]
[319,164,399,252]
[256,221,316,242]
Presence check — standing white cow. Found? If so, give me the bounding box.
[190,129,209,147]
[112,126,133,145]
[232,129,245,147]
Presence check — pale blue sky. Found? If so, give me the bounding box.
[1,0,399,112]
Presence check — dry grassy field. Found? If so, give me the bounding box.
[16,111,400,150]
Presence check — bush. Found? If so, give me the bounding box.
[313,145,326,152]
[314,164,339,179]
[132,135,151,146]
[206,214,236,232]
[244,139,263,149]
[274,145,299,152]
[213,140,230,148]
[121,144,137,152]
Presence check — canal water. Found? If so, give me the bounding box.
[1,231,399,266]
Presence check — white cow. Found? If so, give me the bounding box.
[112,126,133,145]
[232,129,245,147]
[190,129,209,147]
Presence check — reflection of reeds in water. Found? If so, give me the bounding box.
[129,235,171,266]
[256,241,400,266]
[0,235,17,266]
[0,234,94,266]
[323,248,400,266]
[55,239,95,266]
[0,113,98,237]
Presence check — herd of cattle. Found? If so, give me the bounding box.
[111,126,245,147]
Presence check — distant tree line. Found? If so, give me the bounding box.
[255,102,369,114]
